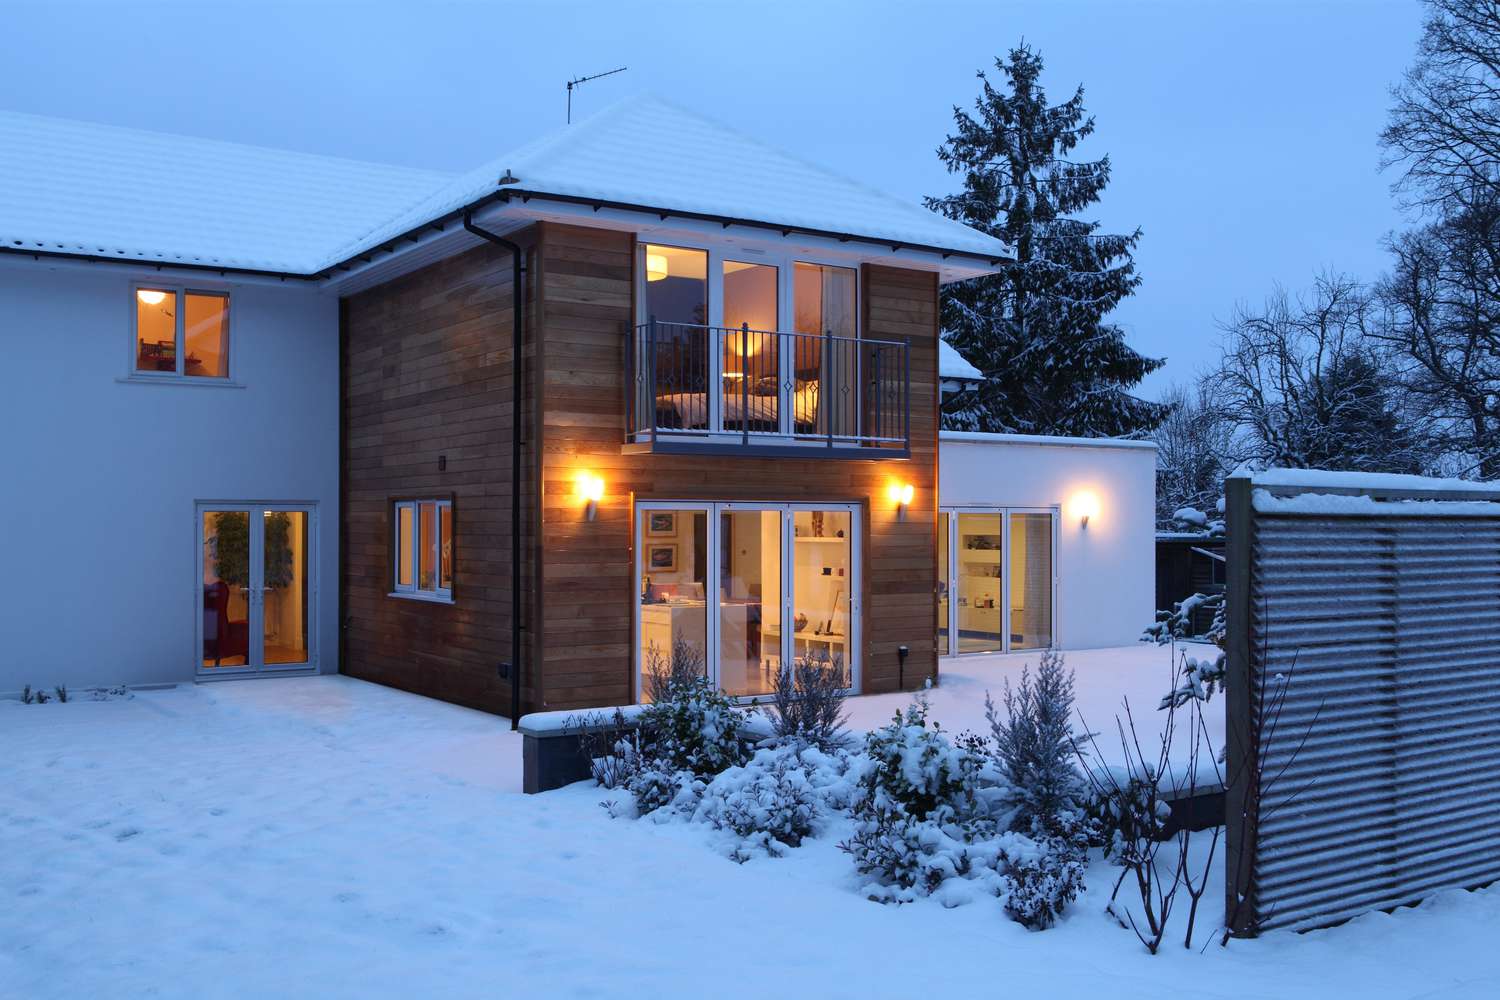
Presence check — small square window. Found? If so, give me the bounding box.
[133,287,230,379]
[393,499,453,600]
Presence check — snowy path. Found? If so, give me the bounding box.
[2,674,1496,999]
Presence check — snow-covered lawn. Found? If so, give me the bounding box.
[3,672,1496,999]
[858,643,1225,781]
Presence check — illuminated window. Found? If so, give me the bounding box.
[392,499,453,600]
[134,288,230,378]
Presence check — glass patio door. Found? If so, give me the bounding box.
[938,507,1055,655]
[200,504,313,674]
[636,502,859,699]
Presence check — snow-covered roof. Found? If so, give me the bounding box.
[330,95,1011,270]
[938,340,983,382]
[1,96,1010,278]
[0,109,452,275]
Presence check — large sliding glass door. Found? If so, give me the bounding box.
[199,503,315,675]
[937,507,1056,656]
[636,502,859,699]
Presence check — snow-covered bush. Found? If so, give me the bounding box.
[839,696,1002,901]
[1000,841,1086,930]
[623,636,748,816]
[762,652,850,751]
[568,708,642,790]
[627,762,702,817]
[985,650,1090,852]
[695,744,853,860]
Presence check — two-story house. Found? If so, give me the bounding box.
[2,97,1154,717]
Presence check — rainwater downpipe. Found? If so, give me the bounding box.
[463,211,526,730]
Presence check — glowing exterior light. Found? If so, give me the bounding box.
[1074,491,1101,529]
[887,481,915,519]
[577,473,605,520]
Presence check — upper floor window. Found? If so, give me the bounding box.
[134,287,230,379]
[629,241,907,454]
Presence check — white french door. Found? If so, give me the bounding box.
[938,506,1057,656]
[634,501,861,700]
[198,502,316,675]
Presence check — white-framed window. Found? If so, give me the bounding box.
[132,286,232,379]
[392,499,453,601]
[634,500,861,702]
[636,239,862,439]
[636,241,859,342]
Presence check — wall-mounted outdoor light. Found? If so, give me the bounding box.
[577,473,605,521]
[888,481,915,520]
[1073,490,1101,529]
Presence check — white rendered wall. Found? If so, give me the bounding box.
[0,257,339,693]
[939,432,1156,650]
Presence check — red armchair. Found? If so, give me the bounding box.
[203,581,249,667]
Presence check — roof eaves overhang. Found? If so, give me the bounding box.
[2,185,1013,288]
[493,187,1011,271]
[318,186,1012,287]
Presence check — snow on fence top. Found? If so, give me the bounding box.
[1241,467,1500,496]
[2,96,1010,277]
[1239,467,1500,516]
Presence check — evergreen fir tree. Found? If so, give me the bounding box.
[927,45,1169,436]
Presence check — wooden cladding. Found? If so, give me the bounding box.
[340,220,943,718]
[531,222,941,712]
[341,240,537,716]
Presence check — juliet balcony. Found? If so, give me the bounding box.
[624,321,911,459]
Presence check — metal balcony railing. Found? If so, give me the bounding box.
[625,321,910,457]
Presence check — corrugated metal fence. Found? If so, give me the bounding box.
[1225,473,1500,934]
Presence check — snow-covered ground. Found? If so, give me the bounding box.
[3,668,1497,999]
[858,643,1225,784]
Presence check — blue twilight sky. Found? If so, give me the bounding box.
[1,0,1424,398]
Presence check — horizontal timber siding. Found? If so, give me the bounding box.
[341,237,539,716]
[534,222,940,712]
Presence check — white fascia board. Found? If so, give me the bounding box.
[941,430,1158,452]
[320,195,1004,294]
[0,249,326,291]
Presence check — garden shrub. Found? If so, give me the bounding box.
[618,636,748,816]
[999,840,1087,930]
[695,744,838,860]
[986,649,1091,855]
[839,696,1001,901]
[763,652,851,751]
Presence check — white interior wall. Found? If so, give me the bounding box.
[939,432,1156,651]
[0,257,339,693]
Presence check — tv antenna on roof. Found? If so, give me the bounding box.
[566,66,628,123]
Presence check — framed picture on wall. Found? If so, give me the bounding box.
[646,512,677,537]
[647,544,678,572]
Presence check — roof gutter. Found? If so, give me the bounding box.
[317,185,1012,279]
[493,188,1011,267]
[0,244,321,282]
[463,211,527,730]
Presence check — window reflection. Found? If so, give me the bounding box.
[722,261,778,433]
[640,509,709,699]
